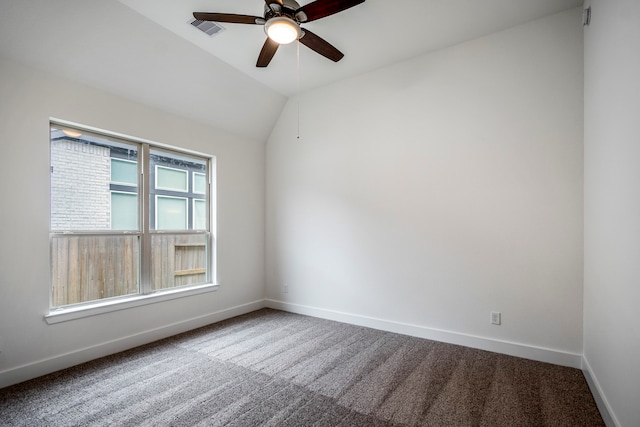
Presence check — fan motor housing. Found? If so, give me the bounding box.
[265,0,303,20]
[281,0,301,10]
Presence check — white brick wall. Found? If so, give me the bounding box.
[51,139,111,230]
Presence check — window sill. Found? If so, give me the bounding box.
[44,283,220,325]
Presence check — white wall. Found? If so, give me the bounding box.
[0,56,265,387]
[266,8,584,365]
[583,0,640,426]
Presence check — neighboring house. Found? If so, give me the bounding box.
[50,129,207,231]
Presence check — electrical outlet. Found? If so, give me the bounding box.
[283,283,289,294]
[490,311,502,325]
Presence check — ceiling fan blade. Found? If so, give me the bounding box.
[193,12,262,25]
[299,29,344,62]
[257,37,280,67]
[297,0,365,23]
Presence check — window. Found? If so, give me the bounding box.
[193,199,207,230]
[156,165,188,192]
[49,122,214,311]
[111,191,138,230]
[156,195,188,230]
[110,157,138,231]
[193,172,206,194]
[111,158,137,185]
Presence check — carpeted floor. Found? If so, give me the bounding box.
[0,309,604,426]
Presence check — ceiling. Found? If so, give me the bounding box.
[119,0,583,95]
[0,0,582,141]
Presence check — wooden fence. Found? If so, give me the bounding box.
[151,234,208,290]
[51,234,208,307]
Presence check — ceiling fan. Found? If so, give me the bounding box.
[193,0,365,67]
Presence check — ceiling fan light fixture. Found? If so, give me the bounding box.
[265,16,300,44]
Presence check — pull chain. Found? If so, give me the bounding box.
[296,39,300,140]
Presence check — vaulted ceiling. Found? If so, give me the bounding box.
[0,0,582,141]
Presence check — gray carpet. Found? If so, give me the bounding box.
[0,309,604,426]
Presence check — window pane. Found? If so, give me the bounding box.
[156,196,187,230]
[193,172,206,194]
[51,235,139,306]
[111,192,138,230]
[111,159,137,185]
[150,148,207,231]
[151,233,209,291]
[51,128,138,232]
[156,166,187,191]
[194,199,206,230]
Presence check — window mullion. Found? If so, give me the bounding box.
[207,158,213,284]
[140,143,152,294]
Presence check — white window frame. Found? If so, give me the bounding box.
[155,165,188,192]
[46,118,217,324]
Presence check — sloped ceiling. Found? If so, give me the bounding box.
[120,0,583,96]
[0,0,285,141]
[0,0,582,141]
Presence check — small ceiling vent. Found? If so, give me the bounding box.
[189,19,226,37]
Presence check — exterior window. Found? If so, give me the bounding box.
[193,199,207,230]
[156,196,188,230]
[111,192,138,230]
[50,122,212,308]
[111,158,137,185]
[110,158,138,231]
[193,172,206,194]
[156,165,188,192]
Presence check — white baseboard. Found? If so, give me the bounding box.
[582,356,619,427]
[0,300,266,389]
[1,299,587,391]
[266,299,583,369]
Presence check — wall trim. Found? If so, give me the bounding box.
[582,356,619,427]
[2,299,592,395]
[0,300,266,389]
[266,299,583,369]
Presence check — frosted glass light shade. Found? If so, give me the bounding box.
[265,17,301,44]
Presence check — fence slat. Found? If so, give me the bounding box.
[51,234,206,306]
